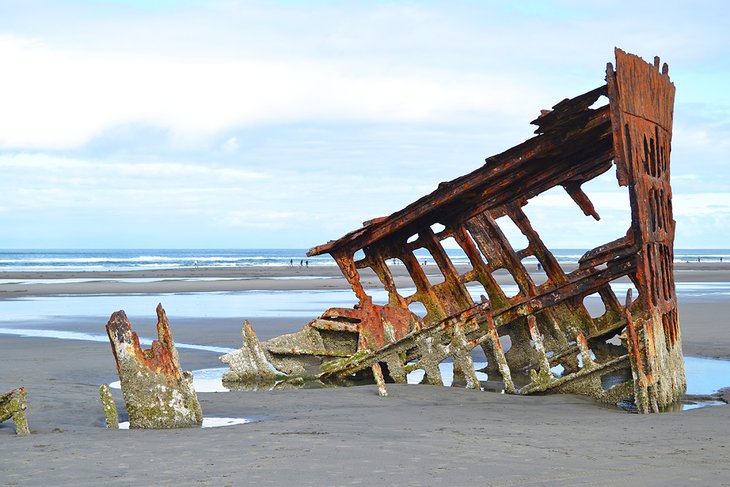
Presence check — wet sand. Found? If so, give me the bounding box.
[2,264,730,485]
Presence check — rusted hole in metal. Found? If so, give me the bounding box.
[606,333,623,346]
[583,292,606,318]
[577,350,596,368]
[391,258,417,294]
[589,95,609,110]
[406,233,419,244]
[420,249,445,284]
[499,334,512,353]
[442,236,473,273]
[430,222,446,235]
[370,292,389,306]
[408,301,427,318]
[551,363,565,377]
[524,257,548,286]
[601,368,631,390]
[493,215,528,252]
[493,268,520,298]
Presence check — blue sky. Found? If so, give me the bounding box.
[0,0,728,249]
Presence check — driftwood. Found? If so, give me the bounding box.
[105,304,202,428]
[223,49,685,412]
[0,387,30,435]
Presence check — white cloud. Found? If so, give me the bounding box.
[0,33,533,150]
[0,1,729,248]
[673,193,730,217]
[0,152,268,182]
[224,209,298,229]
[221,137,239,154]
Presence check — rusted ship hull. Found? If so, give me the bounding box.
[222,49,685,412]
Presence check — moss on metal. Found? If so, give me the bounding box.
[0,387,30,436]
[99,384,119,429]
[105,305,203,429]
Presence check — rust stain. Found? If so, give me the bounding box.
[106,304,181,379]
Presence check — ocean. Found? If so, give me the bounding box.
[0,248,729,272]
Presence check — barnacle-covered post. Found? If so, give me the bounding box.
[105,304,203,428]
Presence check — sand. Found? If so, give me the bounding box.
[2,264,730,486]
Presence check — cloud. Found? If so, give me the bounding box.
[0,32,535,150]
[0,0,729,248]
[221,137,239,154]
[673,193,730,217]
[0,152,268,183]
[224,209,298,229]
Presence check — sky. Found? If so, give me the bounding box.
[0,0,728,250]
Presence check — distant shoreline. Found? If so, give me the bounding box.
[1,248,729,274]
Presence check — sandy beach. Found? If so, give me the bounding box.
[2,264,730,485]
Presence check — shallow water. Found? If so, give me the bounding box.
[2,323,728,404]
[161,356,730,409]
[117,417,251,429]
[1,281,728,322]
[0,327,235,354]
[684,356,730,395]
[0,289,359,321]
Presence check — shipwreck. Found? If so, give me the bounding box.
[222,48,685,413]
[105,304,203,428]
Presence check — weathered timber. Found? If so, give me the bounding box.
[224,49,685,412]
[105,304,203,428]
[0,387,30,435]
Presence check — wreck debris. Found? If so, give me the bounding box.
[99,384,119,429]
[224,49,685,412]
[222,298,421,382]
[372,363,388,397]
[0,387,30,435]
[105,304,203,428]
[220,321,279,384]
